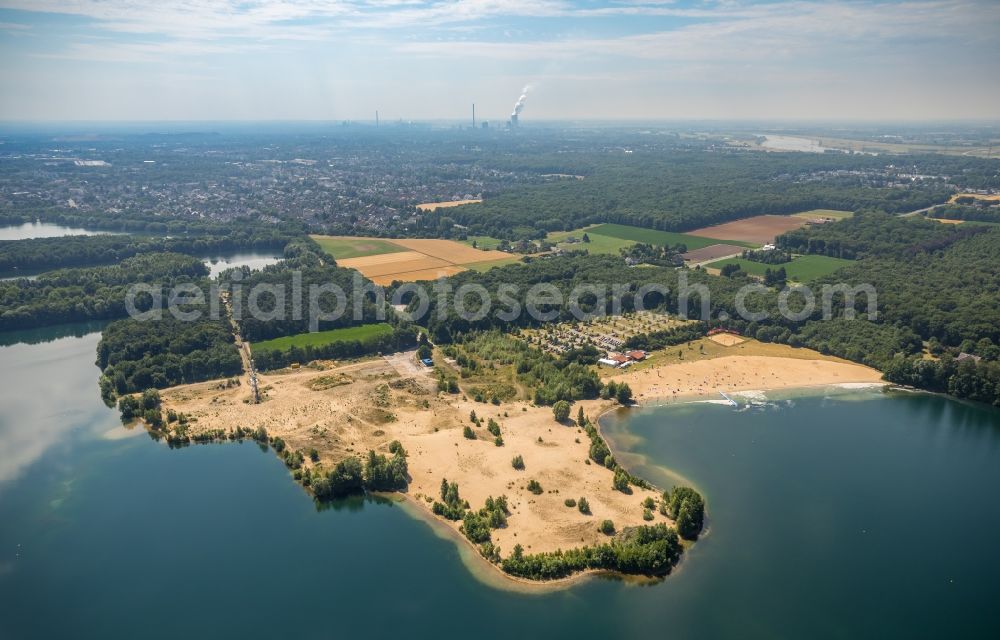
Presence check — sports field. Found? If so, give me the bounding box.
[310,235,511,283]
[251,323,394,353]
[705,255,853,282]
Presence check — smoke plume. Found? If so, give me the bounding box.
[511,86,529,117]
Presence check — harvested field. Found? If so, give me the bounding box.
[326,236,511,283]
[335,250,427,268]
[689,215,806,245]
[386,238,509,263]
[682,243,746,263]
[369,266,466,285]
[416,199,482,211]
[340,251,453,278]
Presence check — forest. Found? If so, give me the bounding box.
[439,152,960,239]
[0,252,210,331]
[97,316,242,402]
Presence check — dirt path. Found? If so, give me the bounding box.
[221,291,258,403]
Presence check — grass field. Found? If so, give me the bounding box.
[790,209,854,220]
[705,255,853,281]
[585,223,756,249]
[251,323,394,353]
[311,235,405,260]
[461,235,505,250]
[546,226,636,254]
[465,257,522,272]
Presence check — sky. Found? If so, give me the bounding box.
[0,0,998,122]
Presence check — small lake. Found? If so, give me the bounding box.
[203,253,281,278]
[0,222,116,241]
[1,330,999,638]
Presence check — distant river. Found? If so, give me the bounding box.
[1,331,998,639]
[760,134,835,153]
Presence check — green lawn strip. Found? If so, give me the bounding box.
[251,323,395,353]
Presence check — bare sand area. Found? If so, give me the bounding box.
[158,343,883,583]
[708,332,746,346]
[605,351,883,403]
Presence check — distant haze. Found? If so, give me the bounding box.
[0,0,998,122]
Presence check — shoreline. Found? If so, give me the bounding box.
[632,380,887,408]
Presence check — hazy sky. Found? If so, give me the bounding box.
[1,0,998,122]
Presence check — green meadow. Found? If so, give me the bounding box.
[706,255,853,281]
[251,323,394,353]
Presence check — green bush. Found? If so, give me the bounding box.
[553,400,571,422]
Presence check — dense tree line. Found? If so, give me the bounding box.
[0,252,209,330]
[500,523,683,580]
[662,487,706,540]
[741,248,792,264]
[310,446,409,499]
[97,316,242,401]
[620,242,686,267]
[0,231,294,275]
[625,323,709,351]
[776,210,987,259]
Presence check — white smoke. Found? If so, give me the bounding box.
[511,85,529,117]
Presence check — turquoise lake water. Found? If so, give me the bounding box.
[1,328,998,639]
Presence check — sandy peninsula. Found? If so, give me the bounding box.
[158,340,883,583]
